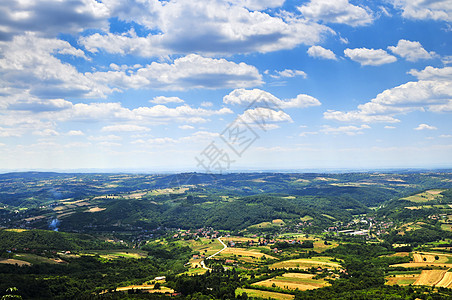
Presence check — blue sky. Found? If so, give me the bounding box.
[0,0,452,172]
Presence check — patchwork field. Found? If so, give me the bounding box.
[218,248,277,260]
[0,258,32,266]
[386,273,419,286]
[83,249,148,260]
[270,257,341,270]
[401,189,445,203]
[236,288,294,300]
[414,270,448,286]
[252,273,329,291]
[436,271,452,288]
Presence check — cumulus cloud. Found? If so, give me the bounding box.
[307,45,337,60]
[179,125,195,130]
[408,66,452,81]
[223,89,321,109]
[150,96,185,104]
[415,124,437,130]
[324,66,452,123]
[0,34,110,100]
[200,102,213,108]
[388,39,436,61]
[298,0,374,26]
[320,124,371,135]
[89,54,263,90]
[239,108,293,125]
[67,130,84,136]
[101,124,151,132]
[269,69,307,79]
[33,129,59,136]
[391,0,452,22]
[80,0,333,57]
[344,48,397,66]
[0,0,110,40]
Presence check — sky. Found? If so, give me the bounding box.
[0,0,452,172]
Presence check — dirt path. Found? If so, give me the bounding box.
[201,237,227,270]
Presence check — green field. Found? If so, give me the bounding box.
[236,288,294,300]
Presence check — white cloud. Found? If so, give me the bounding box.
[307,45,337,60]
[179,125,195,130]
[440,134,452,138]
[33,129,59,136]
[200,101,213,108]
[0,0,110,40]
[442,56,452,65]
[150,96,184,104]
[223,89,321,109]
[239,108,293,124]
[299,131,318,137]
[101,124,151,132]
[0,34,111,100]
[344,48,397,66]
[81,0,332,57]
[324,110,400,123]
[270,69,307,79]
[67,130,84,136]
[388,39,436,62]
[408,66,452,81]
[392,0,452,21]
[384,126,396,129]
[89,54,263,90]
[320,124,371,135]
[298,0,374,26]
[415,124,437,130]
[88,135,122,141]
[324,66,452,123]
[98,141,122,147]
[227,0,286,10]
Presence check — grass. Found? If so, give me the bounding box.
[387,270,422,275]
[401,190,445,203]
[82,249,148,259]
[236,288,294,300]
[13,253,62,265]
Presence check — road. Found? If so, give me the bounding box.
[200,237,227,270]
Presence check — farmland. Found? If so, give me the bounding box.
[252,273,330,291]
[1,171,452,299]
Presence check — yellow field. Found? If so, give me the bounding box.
[414,270,448,286]
[252,273,329,291]
[222,236,259,243]
[4,229,28,232]
[116,285,174,293]
[85,207,106,213]
[218,248,277,260]
[236,288,294,300]
[441,224,452,231]
[391,262,452,268]
[436,271,452,288]
[386,274,419,286]
[270,257,341,270]
[413,253,436,263]
[0,259,31,266]
[413,252,451,264]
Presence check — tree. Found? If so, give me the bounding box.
[1,288,22,300]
